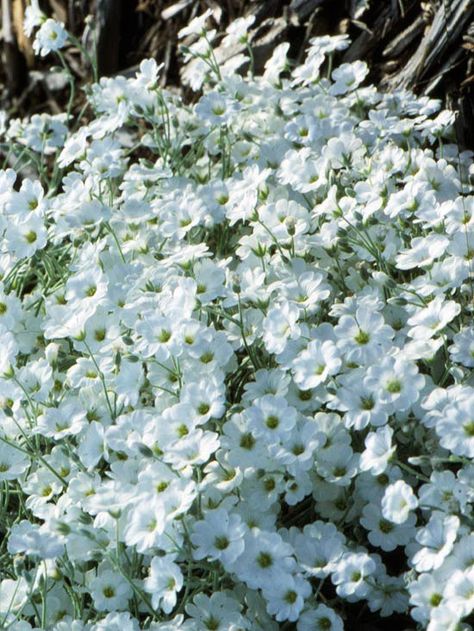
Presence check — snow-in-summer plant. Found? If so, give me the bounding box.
[0,7,473,631]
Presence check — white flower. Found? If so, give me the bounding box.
[411,512,460,572]
[396,234,449,269]
[293,522,345,578]
[262,302,301,355]
[246,394,297,441]
[0,441,29,480]
[330,61,369,95]
[297,604,344,631]
[221,15,255,47]
[449,327,474,367]
[359,426,395,475]
[262,573,311,622]
[334,305,394,363]
[23,1,45,36]
[144,556,183,613]
[33,19,68,56]
[426,603,464,631]
[191,509,247,566]
[89,569,133,612]
[291,339,341,389]
[232,530,295,590]
[361,502,416,551]
[185,592,248,629]
[123,502,167,553]
[408,570,448,623]
[381,480,418,524]
[329,369,389,429]
[7,520,64,559]
[177,9,213,39]
[195,92,241,126]
[364,356,425,413]
[0,578,28,615]
[435,395,474,458]
[407,295,461,340]
[331,552,376,598]
[91,612,140,631]
[263,42,290,84]
[443,568,474,618]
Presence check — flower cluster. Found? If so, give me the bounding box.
[0,10,473,631]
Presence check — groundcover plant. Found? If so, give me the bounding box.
[0,7,473,631]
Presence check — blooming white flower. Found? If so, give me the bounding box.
[407,296,460,340]
[221,15,255,47]
[177,9,213,39]
[330,61,369,95]
[411,512,460,572]
[0,441,29,480]
[191,508,247,566]
[33,19,68,56]
[291,340,341,390]
[381,480,418,524]
[331,552,376,598]
[246,394,297,441]
[396,234,449,270]
[449,327,474,367]
[364,356,425,413]
[262,302,301,355]
[0,578,28,616]
[435,395,474,458]
[361,502,416,551]
[334,306,393,364]
[263,42,290,84]
[408,570,449,623]
[23,1,45,36]
[89,569,133,612]
[359,426,395,475]
[144,556,183,613]
[185,592,248,629]
[232,530,296,589]
[7,520,64,559]
[297,604,343,631]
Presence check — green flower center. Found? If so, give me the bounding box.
[430,593,442,607]
[386,379,402,393]
[354,330,370,344]
[257,552,273,568]
[102,586,115,598]
[240,433,255,450]
[158,329,171,343]
[379,519,394,533]
[214,536,229,550]
[463,421,474,437]
[265,415,279,429]
[198,403,210,415]
[24,231,37,244]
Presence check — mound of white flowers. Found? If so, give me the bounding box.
[0,8,473,631]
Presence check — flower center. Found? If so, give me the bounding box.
[102,585,115,598]
[386,379,402,393]
[463,421,474,437]
[24,231,37,244]
[240,433,255,450]
[257,551,273,568]
[354,330,370,344]
[284,590,298,604]
[214,536,229,550]
[265,415,279,429]
[198,403,210,415]
[430,593,442,607]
